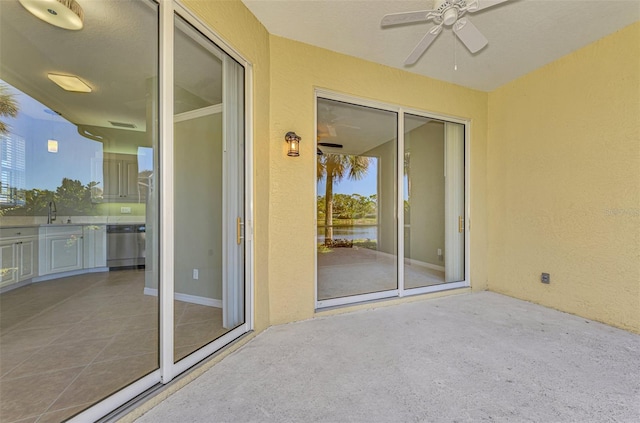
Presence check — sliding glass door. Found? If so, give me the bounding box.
[316,99,397,306]
[0,1,250,421]
[316,95,467,308]
[403,115,465,289]
[172,15,245,363]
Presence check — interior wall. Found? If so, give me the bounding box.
[364,140,396,256]
[406,122,445,267]
[173,113,223,300]
[268,35,488,325]
[182,0,271,331]
[487,22,640,333]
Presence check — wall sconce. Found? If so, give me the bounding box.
[285,131,301,157]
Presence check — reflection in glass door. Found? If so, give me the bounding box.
[403,115,465,290]
[316,96,467,308]
[173,15,245,362]
[0,1,160,421]
[316,99,397,305]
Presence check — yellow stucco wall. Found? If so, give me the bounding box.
[268,35,489,325]
[487,22,640,333]
[181,0,272,331]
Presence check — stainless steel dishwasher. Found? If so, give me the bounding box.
[106,224,145,269]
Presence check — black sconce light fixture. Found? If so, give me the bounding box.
[285,131,301,157]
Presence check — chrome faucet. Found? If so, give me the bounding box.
[47,200,57,224]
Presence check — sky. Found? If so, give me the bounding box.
[2,80,153,193]
[317,158,378,197]
[316,158,410,200]
[2,80,102,191]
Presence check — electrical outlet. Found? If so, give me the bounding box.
[120,207,131,214]
[193,269,199,280]
[437,248,442,256]
[541,273,550,284]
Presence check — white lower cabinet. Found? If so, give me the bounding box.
[0,228,38,289]
[0,239,18,288]
[39,226,84,276]
[83,225,107,269]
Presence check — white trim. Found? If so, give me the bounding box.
[403,282,469,296]
[317,290,398,310]
[315,89,469,125]
[159,0,175,384]
[397,109,405,297]
[174,103,222,123]
[244,63,255,332]
[67,371,160,423]
[143,287,222,308]
[404,258,445,272]
[464,121,471,287]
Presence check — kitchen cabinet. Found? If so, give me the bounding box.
[39,226,84,276]
[0,228,37,288]
[103,153,142,202]
[83,224,107,268]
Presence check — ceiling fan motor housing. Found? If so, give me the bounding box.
[443,8,458,25]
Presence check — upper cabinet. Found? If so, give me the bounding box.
[103,153,144,203]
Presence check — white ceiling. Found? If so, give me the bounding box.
[0,0,223,133]
[242,0,640,92]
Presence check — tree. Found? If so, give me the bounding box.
[317,153,370,243]
[0,83,19,135]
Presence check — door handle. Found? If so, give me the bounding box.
[236,217,243,245]
[458,216,464,233]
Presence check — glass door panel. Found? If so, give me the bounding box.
[403,114,465,289]
[0,1,159,421]
[317,99,397,302]
[173,16,245,362]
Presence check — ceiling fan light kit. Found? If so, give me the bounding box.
[19,0,84,30]
[381,0,509,65]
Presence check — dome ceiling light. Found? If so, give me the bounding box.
[19,0,84,30]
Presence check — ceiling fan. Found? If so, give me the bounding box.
[381,0,510,65]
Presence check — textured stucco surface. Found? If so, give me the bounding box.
[268,35,489,324]
[134,292,640,422]
[487,22,640,333]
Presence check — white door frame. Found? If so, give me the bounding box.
[68,0,254,420]
[314,89,470,310]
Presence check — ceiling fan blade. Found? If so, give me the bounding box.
[404,25,443,66]
[467,0,510,13]
[318,142,344,149]
[381,10,435,27]
[453,18,488,53]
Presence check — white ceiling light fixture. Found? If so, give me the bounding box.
[47,73,92,93]
[18,0,84,31]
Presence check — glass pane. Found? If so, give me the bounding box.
[403,114,465,289]
[173,16,245,362]
[0,1,159,421]
[317,99,397,301]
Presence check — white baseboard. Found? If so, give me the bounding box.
[404,258,445,272]
[143,287,222,308]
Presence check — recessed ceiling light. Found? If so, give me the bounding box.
[47,73,92,93]
[19,0,84,31]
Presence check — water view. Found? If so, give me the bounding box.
[316,225,377,242]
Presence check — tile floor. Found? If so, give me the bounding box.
[0,269,229,423]
[318,247,446,300]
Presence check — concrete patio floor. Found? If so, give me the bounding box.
[134,291,640,423]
